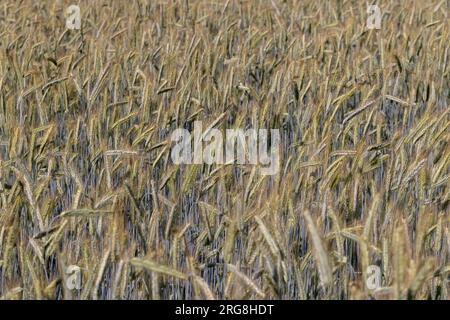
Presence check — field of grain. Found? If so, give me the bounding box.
[0,0,448,300]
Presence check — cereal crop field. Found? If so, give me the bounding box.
[0,0,448,300]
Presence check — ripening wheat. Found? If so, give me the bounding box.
[0,0,448,300]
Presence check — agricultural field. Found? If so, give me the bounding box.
[0,0,448,300]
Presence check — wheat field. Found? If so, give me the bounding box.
[0,0,448,300]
